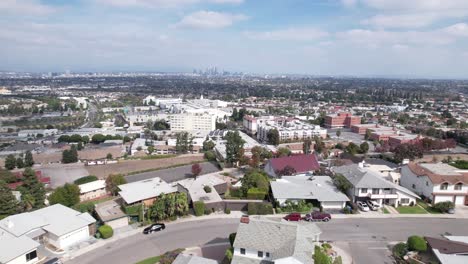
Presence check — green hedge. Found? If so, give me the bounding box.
[194,201,205,216]
[248,203,273,215]
[433,201,454,213]
[247,188,267,200]
[74,175,98,185]
[407,236,427,252]
[98,225,114,239]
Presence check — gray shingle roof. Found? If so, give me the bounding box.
[172,254,218,264]
[270,175,349,202]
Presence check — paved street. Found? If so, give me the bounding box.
[66,217,468,264]
[125,161,220,183]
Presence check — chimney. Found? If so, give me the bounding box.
[240,215,250,224]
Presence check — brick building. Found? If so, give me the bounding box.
[324,113,361,128]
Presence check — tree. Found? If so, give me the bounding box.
[303,139,312,154]
[77,142,83,150]
[333,174,352,193]
[24,151,34,167]
[202,140,215,151]
[240,170,270,197]
[58,135,71,143]
[360,142,369,154]
[22,168,46,209]
[276,165,297,176]
[225,131,245,165]
[62,145,78,163]
[16,157,25,169]
[91,134,106,144]
[336,130,341,138]
[204,150,216,161]
[106,174,127,195]
[267,129,280,145]
[106,153,113,159]
[0,180,18,217]
[4,155,16,170]
[191,163,202,178]
[276,147,291,157]
[150,193,189,221]
[345,143,360,155]
[393,143,423,163]
[364,129,372,140]
[175,132,193,153]
[147,146,154,154]
[48,183,80,207]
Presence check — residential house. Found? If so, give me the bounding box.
[270,175,349,209]
[425,236,468,264]
[400,163,468,205]
[264,154,320,178]
[332,163,419,207]
[232,217,321,264]
[0,204,96,264]
[95,199,129,230]
[172,254,218,264]
[78,180,107,202]
[118,177,178,206]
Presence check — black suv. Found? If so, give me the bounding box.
[143,223,166,234]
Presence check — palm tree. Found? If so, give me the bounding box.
[21,193,35,211]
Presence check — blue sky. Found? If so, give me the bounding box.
[1,0,468,78]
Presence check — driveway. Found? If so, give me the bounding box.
[125,161,220,183]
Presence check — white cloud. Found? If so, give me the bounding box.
[95,0,243,8]
[245,27,329,41]
[341,0,357,8]
[360,0,468,11]
[174,11,247,29]
[361,13,439,29]
[0,0,56,15]
[443,23,468,37]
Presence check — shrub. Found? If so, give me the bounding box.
[73,202,95,213]
[98,225,114,239]
[228,233,237,247]
[333,256,343,264]
[247,188,267,200]
[393,242,408,259]
[407,236,427,252]
[225,248,233,262]
[194,201,205,216]
[342,207,352,214]
[159,249,184,264]
[434,201,454,213]
[248,203,273,215]
[225,208,231,214]
[204,185,212,193]
[204,207,212,215]
[74,175,99,185]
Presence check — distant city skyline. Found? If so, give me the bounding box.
[2,0,468,78]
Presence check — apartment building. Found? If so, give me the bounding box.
[168,112,216,132]
[253,118,327,143]
[324,112,361,128]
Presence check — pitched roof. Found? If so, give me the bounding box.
[118,177,178,204]
[269,154,320,173]
[233,218,321,264]
[0,231,40,263]
[407,162,468,184]
[270,175,349,202]
[172,254,218,264]
[425,236,468,254]
[78,180,106,194]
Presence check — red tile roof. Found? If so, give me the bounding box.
[269,154,320,173]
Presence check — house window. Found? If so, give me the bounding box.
[266,252,270,258]
[258,251,264,258]
[401,198,410,204]
[26,250,37,261]
[440,183,448,190]
[240,248,246,255]
[372,188,379,194]
[455,183,463,190]
[426,181,429,186]
[361,188,368,193]
[412,184,416,189]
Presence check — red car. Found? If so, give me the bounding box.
[304,211,332,222]
[284,213,302,221]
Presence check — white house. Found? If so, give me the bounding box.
[78,180,107,202]
[232,217,321,264]
[0,204,96,264]
[270,175,349,209]
[333,163,419,208]
[401,163,468,205]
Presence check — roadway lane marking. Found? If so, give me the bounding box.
[368,247,389,250]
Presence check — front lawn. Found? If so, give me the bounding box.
[382,207,390,214]
[417,200,442,214]
[135,256,161,264]
[396,205,427,214]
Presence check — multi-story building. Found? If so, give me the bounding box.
[242,115,283,135]
[254,118,327,143]
[401,163,468,206]
[167,112,216,132]
[351,124,379,134]
[324,112,361,128]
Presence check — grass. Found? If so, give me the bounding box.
[382,207,390,214]
[417,200,442,214]
[126,160,205,176]
[126,154,177,161]
[135,256,161,264]
[395,205,428,214]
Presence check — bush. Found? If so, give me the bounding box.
[204,185,212,193]
[98,225,114,239]
[393,242,408,259]
[248,203,273,215]
[433,201,454,213]
[225,248,233,262]
[73,202,95,213]
[229,233,236,247]
[333,256,343,264]
[159,249,184,264]
[225,208,231,214]
[247,188,267,200]
[74,175,99,185]
[194,201,205,216]
[407,236,427,252]
[204,207,212,215]
[124,204,142,216]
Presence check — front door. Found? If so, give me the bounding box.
[465,196,468,206]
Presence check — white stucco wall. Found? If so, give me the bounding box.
[47,226,90,249]
[5,250,38,264]
[400,166,435,198]
[233,247,272,261]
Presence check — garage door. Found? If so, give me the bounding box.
[455,196,465,205]
[321,201,345,209]
[434,195,453,204]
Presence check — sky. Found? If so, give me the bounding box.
[1,0,468,78]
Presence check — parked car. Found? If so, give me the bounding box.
[366,200,380,211]
[447,208,455,214]
[284,213,302,221]
[143,223,166,234]
[44,258,62,264]
[357,201,370,212]
[304,211,332,222]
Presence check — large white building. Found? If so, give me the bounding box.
[0,204,96,264]
[18,129,58,138]
[257,120,327,143]
[168,112,216,132]
[401,163,468,206]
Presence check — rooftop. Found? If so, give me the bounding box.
[78,179,106,194]
[268,154,320,174]
[407,163,468,184]
[172,254,218,264]
[118,177,178,204]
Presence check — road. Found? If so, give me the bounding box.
[81,101,98,128]
[66,218,468,264]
